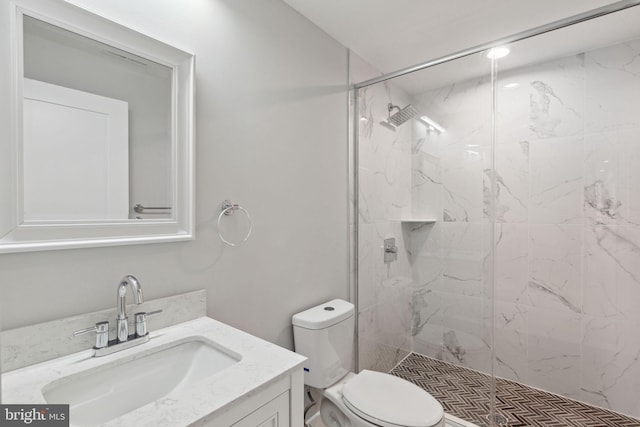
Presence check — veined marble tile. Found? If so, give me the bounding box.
[480,225,494,302]
[412,287,448,363]
[358,153,411,223]
[528,55,585,141]
[366,138,412,221]
[528,224,582,315]
[583,224,640,323]
[529,136,584,224]
[357,85,382,172]
[584,133,621,226]
[412,287,444,339]
[581,316,640,417]
[497,54,585,143]
[495,76,530,146]
[527,306,581,398]
[583,225,620,318]
[585,38,640,134]
[411,150,442,220]
[357,86,375,141]
[494,302,529,383]
[357,81,412,223]
[410,222,443,290]
[358,306,377,371]
[441,222,486,297]
[619,129,640,225]
[494,223,528,304]
[357,223,377,311]
[413,77,493,152]
[378,279,413,351]
[440,293,491,373]
[614,225,640,322]
[412,253,444,293]
[358,166,374,224]
[440,148,487,222]
[357,291,412,372]
[493,141,529,223]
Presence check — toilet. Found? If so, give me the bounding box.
[293,299,445,427]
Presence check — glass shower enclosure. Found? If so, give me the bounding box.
[351,2,640,425]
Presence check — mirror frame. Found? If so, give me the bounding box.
[1,0,195,253]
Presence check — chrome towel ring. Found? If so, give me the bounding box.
[217,200,252,247]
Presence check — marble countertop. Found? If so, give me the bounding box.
[2,316,306,427]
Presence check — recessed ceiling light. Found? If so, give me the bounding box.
[504,83,520,89]
[487,46,510,60]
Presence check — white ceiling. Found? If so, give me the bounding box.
[281,0,624,75]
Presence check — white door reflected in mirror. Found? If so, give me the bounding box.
[23,78,129,221]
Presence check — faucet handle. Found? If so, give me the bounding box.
[74,321,109,349]
[134,310,163,337]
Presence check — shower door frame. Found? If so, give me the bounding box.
[352,0,640,91]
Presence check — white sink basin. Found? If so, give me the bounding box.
[42,338,240,426]
[3,317,306,427]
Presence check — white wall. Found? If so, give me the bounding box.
[0,0,349,350]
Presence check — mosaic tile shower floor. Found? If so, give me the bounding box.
[390,353,640,427]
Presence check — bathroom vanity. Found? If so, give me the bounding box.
[2,316,306,427]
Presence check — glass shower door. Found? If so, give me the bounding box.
[352,49,497,426]
[492,5,640,423]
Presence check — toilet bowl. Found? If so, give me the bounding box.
[320,371,444,427]
[292,299,444,427]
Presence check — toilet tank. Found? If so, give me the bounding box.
[292,299,355,389]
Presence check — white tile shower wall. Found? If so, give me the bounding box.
[352,52,412,372]
[410,71,494,376]
[411,38,640,417]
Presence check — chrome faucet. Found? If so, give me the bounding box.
[116,275,144,342]
[74,274,162,357]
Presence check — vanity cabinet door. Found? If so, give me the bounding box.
[231,391,290,427]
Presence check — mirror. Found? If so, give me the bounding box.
[1,0,194,253]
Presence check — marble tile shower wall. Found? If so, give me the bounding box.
[411,38,640,418]
[357,76,414,373]
[410,72,494,374]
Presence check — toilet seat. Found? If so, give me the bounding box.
[341,370,444,427]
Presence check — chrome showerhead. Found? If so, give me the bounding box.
[379,120,397,132]
[387,103,417,126]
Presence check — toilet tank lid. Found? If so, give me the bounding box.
[292,299,354,330]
